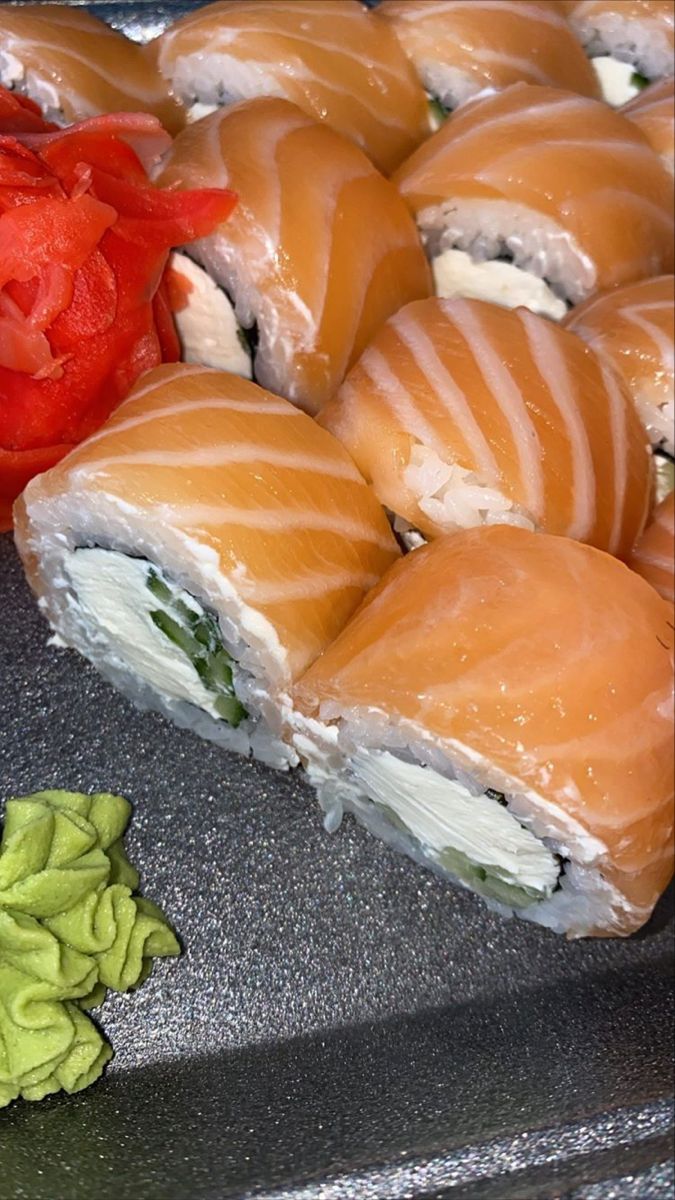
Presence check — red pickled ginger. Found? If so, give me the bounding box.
[0,110,236,530]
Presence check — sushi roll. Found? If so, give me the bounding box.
[564,0,675,106]
[320,296,652,557]
[13,364,400,770]
[622,76,675,175]
[156,98,432,415]
[376,0,600,124]
[153,0,428,175]
[392,82,674,319]
[564,276,674,499]
[0,6,184,133]
[293,526,675,939]
[628,491,675,603]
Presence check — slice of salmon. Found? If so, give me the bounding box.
[565,275,674,456]
[0,7,184,133]
[623,77,675,175]
[320,296,652,558]
[295,525,675,937]
[154,0,428,174]
[629,490,675,603]
[377,0,600,105]
[156,98,432,415]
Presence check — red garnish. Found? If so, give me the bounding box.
[0,114,236,530]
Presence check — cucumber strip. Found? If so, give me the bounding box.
[630,71,650,90]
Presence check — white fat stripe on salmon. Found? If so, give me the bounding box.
[73,444,363,481]
[236,566,384,605]
[519,310,597,540]
[390,309,502,486]
[148,504,397,548]
[441,94,589,157]
[469,50,552,86]
[402,0,567,27]
[346,351,451,460]
[600,360,631,555]
[622,306,675,372]
[200,21,408,86]
[74,395,300,452]
[448,302,545,520]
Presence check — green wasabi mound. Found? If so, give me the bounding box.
[0,790,180,1109]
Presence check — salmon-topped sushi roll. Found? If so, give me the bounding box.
[156,98,431,415]
[564,276,674,498]
[153,0,428,174]
[0,6,184,133]
[377,0,600,125]
[320,297,652,557]
[564,0,674,105]
[393,83,674,319]
[13,365,400,770]
[629,490,675,603]
[293,526,675,939]
[623,76,675,174]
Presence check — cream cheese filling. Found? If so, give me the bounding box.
[592,56,644,106]
[350,749,560,899]
[169,252,252,378]
[433,248,568,321]
[66,548,243,723]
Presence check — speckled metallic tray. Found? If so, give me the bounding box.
[1,2,674,1194]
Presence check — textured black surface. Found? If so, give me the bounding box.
[1,527,673,1200]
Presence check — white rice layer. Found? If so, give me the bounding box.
[19,488,298,769]
[0,50,68,124]
[294,708,638,938]
[419,198,597,311]
[403,444,536,536]
[572,12,674,83]
[162,52,287,107]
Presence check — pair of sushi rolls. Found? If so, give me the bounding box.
[393,82,674,319]
[293,525,675,939]
[320,296,652,553]
[157,98,432,414]
[564,276,675,498]
[377,0,601,124]
[13,365,400,770]
[564,0,675,106]
[629,491,675,603]
[622,76,675,175]
[153,0,429,175]
[0,6,183,133]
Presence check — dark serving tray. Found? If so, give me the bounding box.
[1,529,674,1200]
[1,3,674,1195]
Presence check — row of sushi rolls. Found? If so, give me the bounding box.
[0,0,675,1107]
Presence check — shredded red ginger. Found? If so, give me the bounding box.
[0,103,236,530]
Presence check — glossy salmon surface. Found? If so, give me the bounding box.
[629,490,675,603]
[565,276,674,454]
[623,77,675,174]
